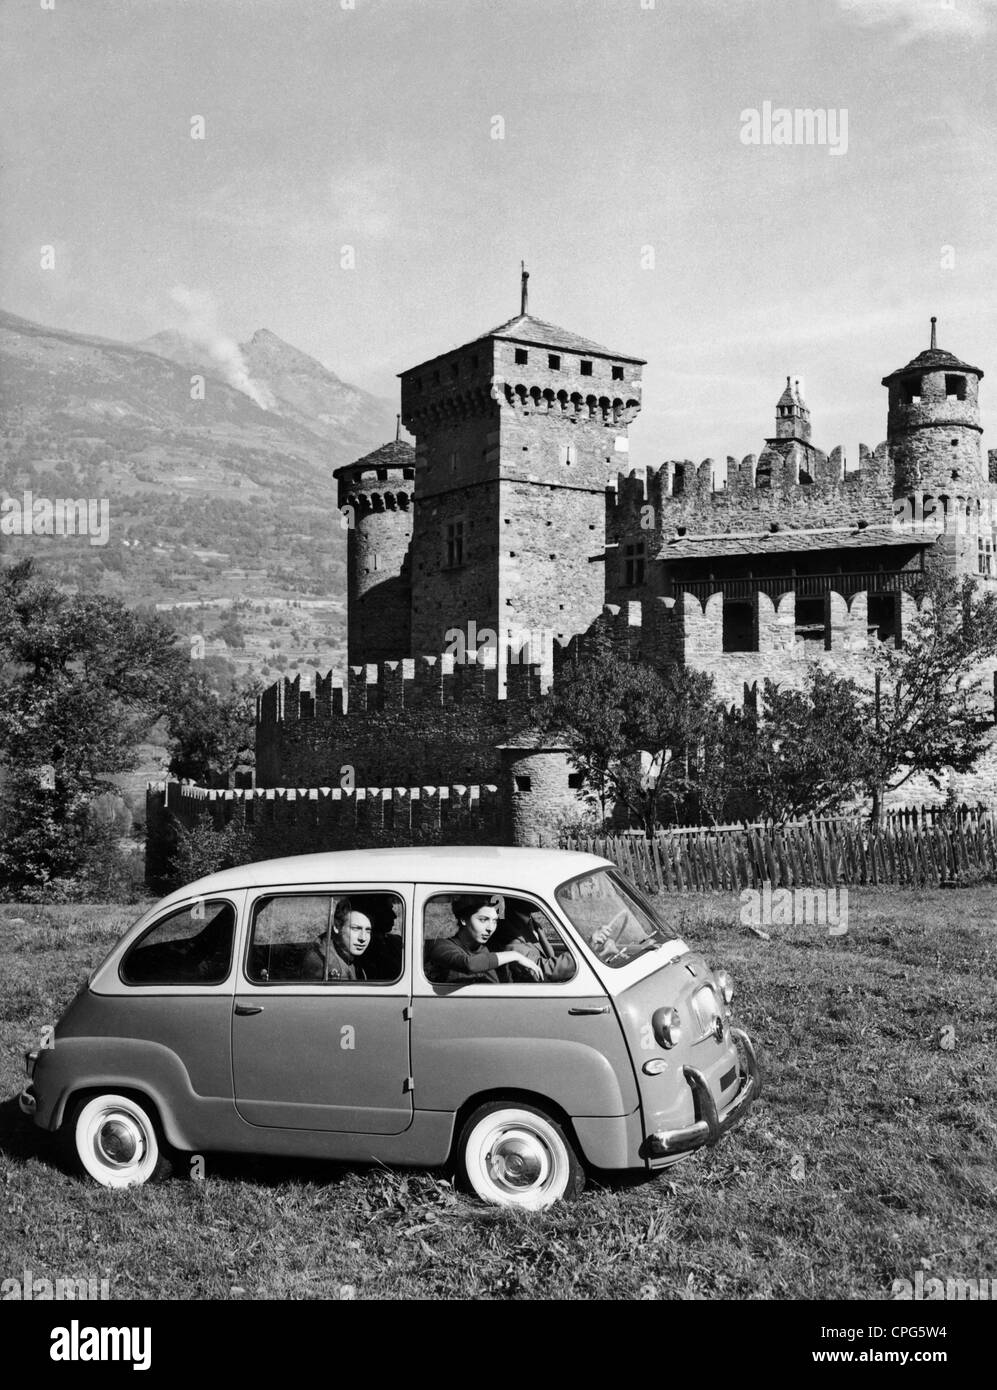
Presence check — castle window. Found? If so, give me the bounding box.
[722,598,755,653]
[612,365,624,381]
[515,348,528,365]
[548,354,561,370]
[979,536,995,577]
[624,541,646,587]
[515,776,532,793]
[946,375,967,402]
[444,519,465,569]
[558,442,577,466]
[449,450,458,473]
[567,772,584,789]
[672,463,686,496]
[868,593,899,645]
[795,596,826,645]
[902,379,921,405]
[580,360,593,376]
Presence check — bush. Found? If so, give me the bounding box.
[168,813,259,889]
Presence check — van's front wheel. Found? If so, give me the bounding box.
[456,1102,584,1210]
[65,1093,172,1188]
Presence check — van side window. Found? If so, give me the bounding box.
[247,892,404,984]
[120,901,235,986]
[423,892,575,984]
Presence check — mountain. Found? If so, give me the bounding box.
[135,325,398,447]
[0,308,401,679]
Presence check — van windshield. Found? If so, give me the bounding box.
[555,868,677,968]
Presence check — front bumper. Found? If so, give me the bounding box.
[646,1027,761,1158]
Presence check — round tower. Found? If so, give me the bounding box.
[883,317,985,496]
[335,438,415,666]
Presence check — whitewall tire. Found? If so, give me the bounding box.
[66,1093,172,1188]
[457,1102,584,1210]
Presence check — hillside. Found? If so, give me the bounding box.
[0,309,400,680]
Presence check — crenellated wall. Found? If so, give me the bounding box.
[606,443,896,547]
[145,779,506,887]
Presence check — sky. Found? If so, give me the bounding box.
[2,0,995,467]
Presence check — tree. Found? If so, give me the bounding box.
[165,666,260,787]
[716,670,868,823]
[856,562,997,823]
[541,628,723,834]
[0,560,188,892]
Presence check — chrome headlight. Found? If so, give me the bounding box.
[716,970,734,1005]
[652,1006,682,1049]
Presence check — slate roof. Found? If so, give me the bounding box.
[333,439,415,478]
[481,313,646,364]
[659,523,937,562]
[882,347,983,384]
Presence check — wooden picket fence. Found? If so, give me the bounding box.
[558,808,997,893]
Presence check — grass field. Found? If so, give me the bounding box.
[1,888,995,1301]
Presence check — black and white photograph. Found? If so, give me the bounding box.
[1,0,995,1343]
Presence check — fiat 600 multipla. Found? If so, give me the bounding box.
[21,847,760,1210]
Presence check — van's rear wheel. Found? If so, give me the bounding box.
[456,1102,584,1210]
[65,1093,172,1188]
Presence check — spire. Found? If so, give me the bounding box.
[395,412,401,442]
[930,315,937,350]
[520,261,529,316]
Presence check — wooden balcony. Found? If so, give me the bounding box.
[673,570,923,603]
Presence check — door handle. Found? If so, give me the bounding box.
[568,1005,610,1015]
[234,1003,264,1016]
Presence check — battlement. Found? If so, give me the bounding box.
[498,380,641,426]
[145,779,505,883]
[259,604,651,734]
[607,442,897,540]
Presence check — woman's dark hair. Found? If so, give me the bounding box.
[451,894,497,925]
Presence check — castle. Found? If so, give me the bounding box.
[148,289,997,868]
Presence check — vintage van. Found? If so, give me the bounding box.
[22,847,760,1210]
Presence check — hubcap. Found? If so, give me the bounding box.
[95,1115,143,1168]
[486,1127,552,1192]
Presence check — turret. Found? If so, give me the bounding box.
[773,376,812,444]
[884,317,985,495]
[335,438,415,666]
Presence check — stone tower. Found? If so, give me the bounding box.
[399,276,644,673]
[884,318,985,496]
[773,376,812,444]
[334,438,415,666]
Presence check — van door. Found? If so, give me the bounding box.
[231,885,413,1134]
[411,884,639,1124]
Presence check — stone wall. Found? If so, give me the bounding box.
[146,779,506,887]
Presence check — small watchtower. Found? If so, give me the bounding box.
[334,436,415,666]
[884,317,985,496]
[772,376,812,444]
